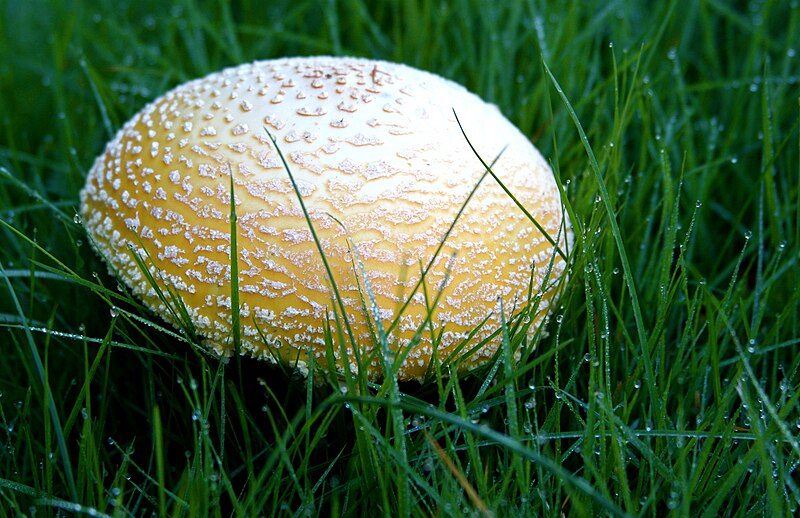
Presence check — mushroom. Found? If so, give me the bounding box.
[80,56,573,381]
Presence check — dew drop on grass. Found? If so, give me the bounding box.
[747,339,757,353]
[730,156,738,164]
[667,47,677,60]
[743,230,752,240]
[584,353,591,363]
[73,214,82,224]
[109,307,119,318]
[777,240,787,251]
[107,437,115,446]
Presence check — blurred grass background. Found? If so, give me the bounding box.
[1,0,799,515]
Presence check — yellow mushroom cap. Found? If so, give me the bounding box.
[80,56,573,381]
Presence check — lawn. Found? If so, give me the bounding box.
[1,0,799,516]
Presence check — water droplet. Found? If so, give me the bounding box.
[109,307,119,318]
[695,200,702,208]
[743,230,753,240]
[730,156,738,164]
[73,214,82,224]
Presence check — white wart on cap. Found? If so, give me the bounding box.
[80,56,573,381]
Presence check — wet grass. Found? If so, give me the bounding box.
[1,0,799,515]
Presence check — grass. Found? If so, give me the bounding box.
[1,0,799,515]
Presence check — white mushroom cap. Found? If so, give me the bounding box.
[80,56,573,381]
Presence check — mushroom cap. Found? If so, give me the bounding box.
[80,56,572,381]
